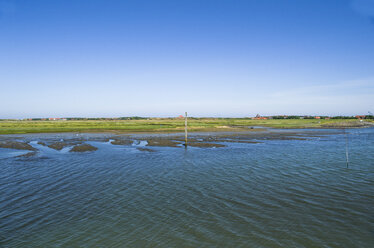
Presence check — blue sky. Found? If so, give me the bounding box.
[0,0,373,118]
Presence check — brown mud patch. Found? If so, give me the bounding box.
[132,130,333,148]
[48,142,79,150]
[321,121,371,128]
[187,142,225,148]
[0,141,36,151]
[137,147,156,152]
[170,130,335,145]
[16,151,37,158]
[70,144,98,152]
[111,139,133,145]
[145,138,181,147]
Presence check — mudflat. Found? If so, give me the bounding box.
[0,128,343,152]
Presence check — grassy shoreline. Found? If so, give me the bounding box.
[0,119,372,135]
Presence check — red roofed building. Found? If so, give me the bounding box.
[252,114,268,120]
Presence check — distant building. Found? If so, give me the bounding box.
[252,114,268,120]
[48,118,67,121]
[355,115,366,119]
[315,116,321,119]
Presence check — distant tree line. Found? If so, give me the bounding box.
[330,116,356,119]
[270,115,363,119]
[272,116,306,119]
[119,116,148,120]
[2,115,373,121]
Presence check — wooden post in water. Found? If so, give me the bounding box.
[345,129,349,168]
[185,112,188,147]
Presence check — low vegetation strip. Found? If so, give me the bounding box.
[0,119,371,135]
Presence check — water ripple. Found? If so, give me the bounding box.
[1,129,373,247]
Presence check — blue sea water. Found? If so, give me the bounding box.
[0,128,373,247]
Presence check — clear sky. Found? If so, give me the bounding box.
[0,0,373,118]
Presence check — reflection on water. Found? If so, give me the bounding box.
[0,128,373,247]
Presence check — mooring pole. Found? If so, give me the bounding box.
[345,129,349,168]
[185,112,188,147]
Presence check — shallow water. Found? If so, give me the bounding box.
[1,128,373,247]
